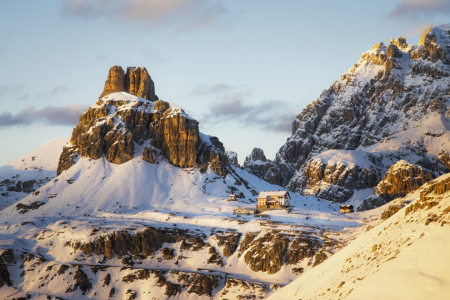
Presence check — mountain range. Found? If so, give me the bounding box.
[1,24,450,300]
[244,24,450,210]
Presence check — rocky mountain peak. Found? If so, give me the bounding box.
[99,66,157,101]
[245,148,267,163]
[246,23,450,208]
[419,25,434,46]
[57,66,229,176]
[390,36,407,48]
[225,151,238,166]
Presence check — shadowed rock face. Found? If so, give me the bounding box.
[239,231,341,275]
[225,151,238,166]
[197,136,229,176]
[100,66,157,101]
[57,66,229,176]
[243,148,284,185]
[73,227,191,259]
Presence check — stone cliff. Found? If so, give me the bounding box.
[99,66,157,101]
[57,66,229,176]
[374,160,434,200]
[300,152,380,203]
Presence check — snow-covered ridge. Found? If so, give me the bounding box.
[0,138,69,209]
[93,92,193,120]
[313,150,375,169]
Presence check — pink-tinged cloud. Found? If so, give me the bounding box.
[0,104,90,128]
[202,87,296,133]
[62,0,227,31]
[390,0,450,19]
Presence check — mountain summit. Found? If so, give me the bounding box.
[99,66,157,101]
[57,66,229,177]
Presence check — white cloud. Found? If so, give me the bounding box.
[0,84,28,101]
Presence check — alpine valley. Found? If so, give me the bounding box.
[1,24,450,300]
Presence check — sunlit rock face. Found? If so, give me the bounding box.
[249,24,450,206]
[99,66,157,101]
[374,160,434,201]
[57,66,229,176]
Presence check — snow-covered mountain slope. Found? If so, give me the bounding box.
[0,138,367,300]
[0,138,69,209]
[246,24,450,207]
[298,115,450,209]
[0,68,367,299]
[267,172,450,300]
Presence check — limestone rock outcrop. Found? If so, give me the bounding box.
[197,135,229,176]
[239,231,340,275]
[438,150,450,170]
[74,227,190,259]
[152,106,199,168]
[214,232,241,257]
[300,155,379,203]
[100,66,157,101]
[374,160,434,200]
[57,66,229,176]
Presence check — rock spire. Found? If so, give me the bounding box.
[99,66,157,101]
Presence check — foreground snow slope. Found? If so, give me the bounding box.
[267,173,450,300]
[0,138,69,209]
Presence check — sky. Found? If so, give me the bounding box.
[1,0,450,166]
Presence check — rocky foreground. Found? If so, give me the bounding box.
[267,172,450,300]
